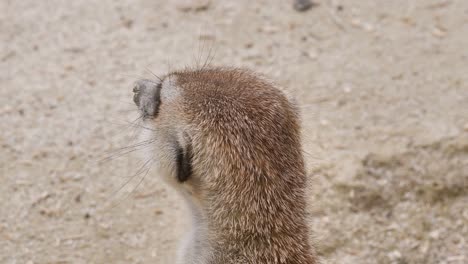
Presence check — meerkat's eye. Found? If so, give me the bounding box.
[175,142,193,182]
[132,80,162,118]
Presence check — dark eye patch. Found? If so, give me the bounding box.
[151,82,162,117]
[176,142,193,182]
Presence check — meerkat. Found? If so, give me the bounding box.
[132,67,318,264]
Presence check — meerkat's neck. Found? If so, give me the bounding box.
[178,181,315,264]
[176,190,212,264]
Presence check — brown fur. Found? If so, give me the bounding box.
[137,67,317,263]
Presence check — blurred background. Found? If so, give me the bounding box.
[1,0,467,263]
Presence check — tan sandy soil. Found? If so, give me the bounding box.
[1,0,467,263]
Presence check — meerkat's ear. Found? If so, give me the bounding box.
[176,142,193,182]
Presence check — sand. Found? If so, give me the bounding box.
[1,0,467,263]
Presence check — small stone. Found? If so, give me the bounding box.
[432,27,447,38]
[293,0,316,12]
[62,172,83,181]
[401,17,416,26]
[155,209,163,215]
[74,194,81,203]
[175,0,210,12]
[1,51,16,61]
[244,42,254,49]
[429,230,440,239]
[387,250,402,260]
[343,84,352,93]
[0,106,12,115]
[64,65,75,71]
[262,25,280,34]
[122,18,134,29]
[350,19,374,32]
[305,49,318,59]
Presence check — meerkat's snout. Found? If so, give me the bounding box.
[132,67,318,264]
[133,77,193,184]
[133,79,161,118]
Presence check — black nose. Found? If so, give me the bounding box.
[132,79,162,117]
[133,85,141,107]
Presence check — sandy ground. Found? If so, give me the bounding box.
[1,0,468,263]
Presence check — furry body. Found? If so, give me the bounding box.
[133,68,317,264]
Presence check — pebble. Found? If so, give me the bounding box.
[175,0,211,12]
[429,230,440,239]
[198,32,216,41]
[293,0,316,12]
[61,172,84,182]
[343,84,352,93]
[320,119,329,126]
[350,18,375,32]
[0,106,12,115]
[432,27,447,38]
[305,48,318,59]
[387,250,402,260]
[261,25,280,34]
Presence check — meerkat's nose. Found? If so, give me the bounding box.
[133,79,161,117]
[132,85,141,106]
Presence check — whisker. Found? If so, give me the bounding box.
[196,30,205,68]
[127,163,152,198]
[115,108,138,114]
[144,67,163,82]
[102,138,156,154]
[105,159,154,210]
[97,140,156,164]
[109,158,153,199]
[103,118,156,132]
[201,39,217,70]
[102,120,142,140]
[100,115,144,136]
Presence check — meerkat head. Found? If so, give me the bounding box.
[132,67,302,198]
[132,67,315,262]
[132,76,194,187]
